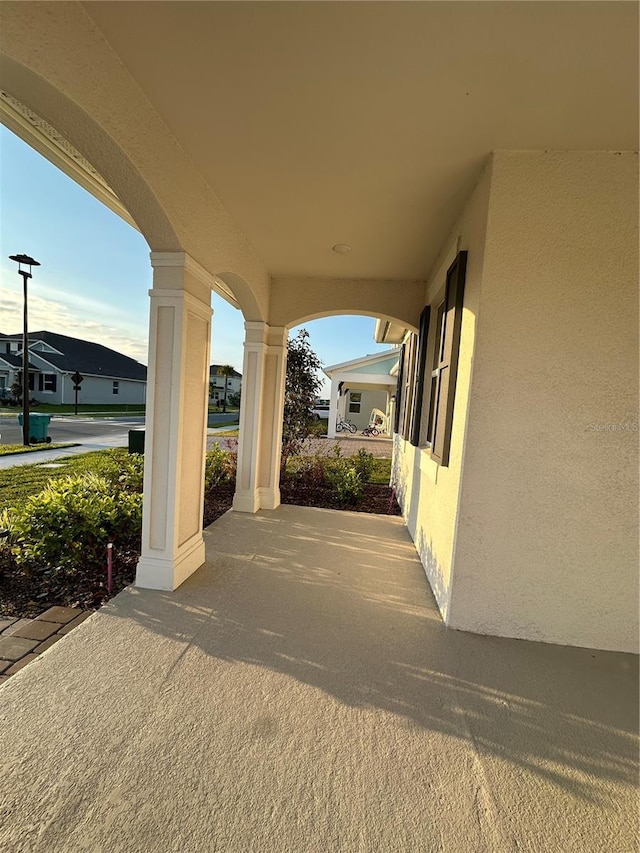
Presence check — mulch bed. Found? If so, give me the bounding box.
[0,480,400,619]
[280,481,400,515]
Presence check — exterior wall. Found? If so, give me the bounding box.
[269,277,424,332]
[347,356,398,376]
[392,159,492,622]
[393,150,638,653]
[34,377,63,405]
[346,389,389,430]
[449,151,638,652]
[61,374,146,405]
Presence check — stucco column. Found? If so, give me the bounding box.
[233,322,267,513]
[257,324,287,510]
[233,322,287,512]
[327,376,340,439]
[136,252,213,591]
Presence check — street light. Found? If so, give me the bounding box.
[9,253,40,446]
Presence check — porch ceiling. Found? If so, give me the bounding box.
[1,506,637,851]
[81,1,638,281]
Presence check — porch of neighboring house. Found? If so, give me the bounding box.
[1,505,637,853]
[324,350,400,438]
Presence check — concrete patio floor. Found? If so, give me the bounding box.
[0,506,637,852]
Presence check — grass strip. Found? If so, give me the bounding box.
[0,450,115,513]
[0,443,76,457]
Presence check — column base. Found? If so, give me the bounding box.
[259,487,281,510]
[135,535,206,591]
[232,489,260,513]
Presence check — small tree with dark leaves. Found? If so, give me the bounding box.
[281,329,322,469]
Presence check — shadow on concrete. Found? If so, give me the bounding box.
[106,507,638,807]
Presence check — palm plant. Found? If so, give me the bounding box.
[216,365,236,412]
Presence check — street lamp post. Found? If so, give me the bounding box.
[9,254,40,446]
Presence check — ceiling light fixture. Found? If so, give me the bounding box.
[332,243,351,254]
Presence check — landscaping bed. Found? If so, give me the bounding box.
[0,447,399,619]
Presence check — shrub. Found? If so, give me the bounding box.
[91,448,144,493]
[307,419,327,437]
[204,445,237,492]
[328,461,363,505]
[351,448,375,483]
[287,453,328,487]
[10,473,142,571]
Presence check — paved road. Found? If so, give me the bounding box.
[0,416,143,447]
[0,413,238,447]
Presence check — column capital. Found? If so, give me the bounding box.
[243,321,287,348]
[150,251,216,289]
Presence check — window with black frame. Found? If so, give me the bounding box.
[424,251,467,466]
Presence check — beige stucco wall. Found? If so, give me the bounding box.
[392,159,493,620]
[269,277,424,332]
[448,151,639,652]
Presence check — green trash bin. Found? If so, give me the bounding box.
[17,412,52,443]
[128,429,145,454]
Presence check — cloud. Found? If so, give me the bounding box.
[0,286,149,363]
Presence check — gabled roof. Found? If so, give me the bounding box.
[0,353,40,370]
[324,348,399,376]
[0,331,147,381]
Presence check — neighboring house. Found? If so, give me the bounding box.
[324,350,399,437]
[2,3,636,658]
[0,331,147,405]
[208,365,242,405]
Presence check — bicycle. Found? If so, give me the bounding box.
[336,416,357,434]
[361,425,379,437]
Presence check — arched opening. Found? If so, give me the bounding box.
[285,313,407,440]
[0,89,255,595]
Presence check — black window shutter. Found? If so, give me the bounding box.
[393,345,405,434]
[410,306,430,446]
[431,251,467,466]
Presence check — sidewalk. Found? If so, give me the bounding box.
[0,437,128,469]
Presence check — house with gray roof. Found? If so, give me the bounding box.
[0,331,147,405]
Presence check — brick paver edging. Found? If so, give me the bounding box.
[0,606,92,683]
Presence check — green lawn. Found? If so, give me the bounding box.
[0,443,75,457]
[368,458,392,484]
[0,404,146,416]
[0,450,116,513]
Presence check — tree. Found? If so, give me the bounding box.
[281,329,322,468]
[10,373,23,404]
[216,365,236,413]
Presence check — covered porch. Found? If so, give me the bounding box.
[1,2,637,655]
[1,506,637,851]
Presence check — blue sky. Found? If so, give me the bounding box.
[0,125,389,394]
